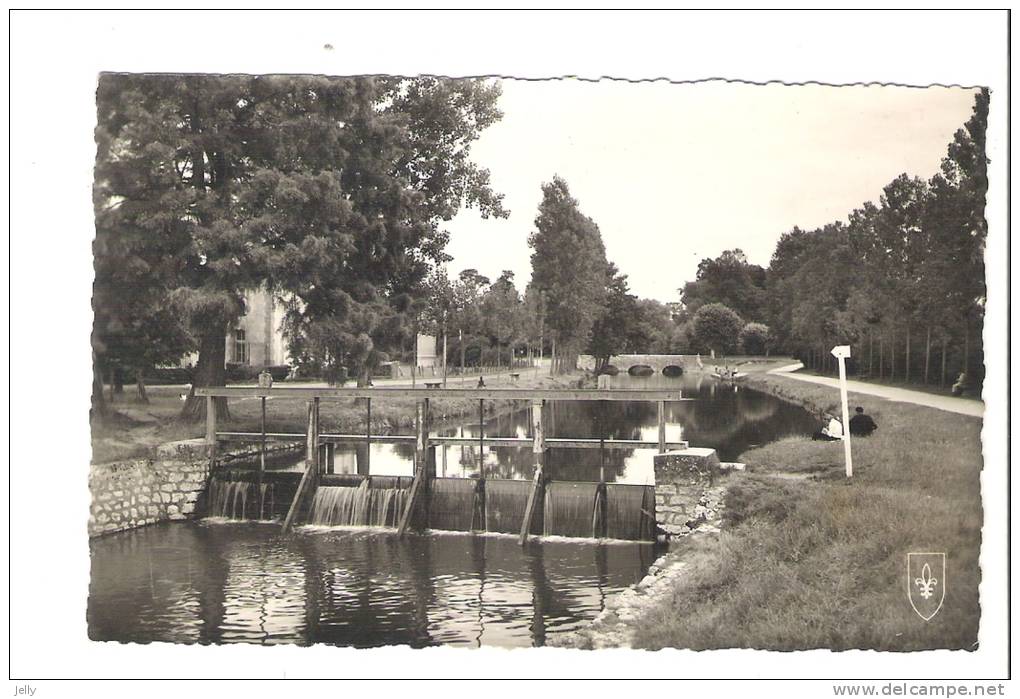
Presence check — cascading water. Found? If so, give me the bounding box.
[207,478,275,520]
[543,482,599,538]
[605,484,655,541]
[307,480,408,528]
[428,478,478,531]
[483,480,531,534]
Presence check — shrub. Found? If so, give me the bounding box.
[739,322,772,355]
[147,367,195,385]
[691,303,744,355]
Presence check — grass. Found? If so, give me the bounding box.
[92,370,586,464]
[631,373,983,651]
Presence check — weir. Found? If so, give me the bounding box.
[195,386,691,542]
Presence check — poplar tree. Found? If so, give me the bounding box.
[528,177,608,372]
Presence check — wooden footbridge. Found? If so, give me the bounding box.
[196,386,690,543]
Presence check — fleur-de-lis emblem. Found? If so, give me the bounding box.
[907,552,946,621]
[914,563,938,599]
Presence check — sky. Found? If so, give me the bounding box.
[443,79,978,303]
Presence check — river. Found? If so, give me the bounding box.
[88,373,817,648]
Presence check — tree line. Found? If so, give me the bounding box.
[673,89,988,386]
[423,176,682,375]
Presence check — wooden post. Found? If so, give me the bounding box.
[657,400,666,453]
[598,401,606,483]
[442,327,448,388]
[397,399,430,535]
[205,394,218,468]
[205,395,217,446]
[365,397,372,474]
[478,398,485,475]
[258,396,266,518]
[520,400,545,545]
[306,398,320,480]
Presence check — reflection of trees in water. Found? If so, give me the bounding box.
[296,532,435,648]
[343,379,817,480]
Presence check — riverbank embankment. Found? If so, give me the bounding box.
[559,372,982,651]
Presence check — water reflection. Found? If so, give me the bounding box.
[313,374,816,483]
[88,522,654,648]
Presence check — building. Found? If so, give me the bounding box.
[416,333,438,369]
[226,289,289,367]
[175,288,289,369]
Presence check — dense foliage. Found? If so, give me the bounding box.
[94,74,506,418]
[674,90,988,382]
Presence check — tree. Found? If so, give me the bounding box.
[528,176,608,372]
[95,75,507,419]
[586,263,638,371]
[481,270,524,366]
[681,249,767,321]
[739,322,772,356]
[691,303,744,356]
[92,209,194,413]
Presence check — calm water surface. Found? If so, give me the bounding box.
[89,522,654,647]
[88,373,815,647]
[322,373,818,483]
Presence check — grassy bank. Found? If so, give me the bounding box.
[92,370,586,464]
[631,373,982,651]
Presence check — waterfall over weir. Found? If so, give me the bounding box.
[307,481,407,528]
[207,478,276,520]
[428,478,479,532]
[543,482,600,538]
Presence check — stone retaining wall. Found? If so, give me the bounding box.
[653,447,721,538]
[88,439,213,537]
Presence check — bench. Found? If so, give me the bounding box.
[509,373,520,383]
[425,382,442,389]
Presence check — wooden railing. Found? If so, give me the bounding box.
[195,386,690,542]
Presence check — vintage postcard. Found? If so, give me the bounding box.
[8,8,1010,691]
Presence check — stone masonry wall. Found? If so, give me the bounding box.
[653,447,720,537]
[89,439,213,537]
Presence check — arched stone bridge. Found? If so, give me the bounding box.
[579,354,705,374]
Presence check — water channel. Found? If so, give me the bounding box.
[88,373,818,648]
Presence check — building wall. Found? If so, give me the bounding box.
[416,333,438,369]
[226,289,289,367]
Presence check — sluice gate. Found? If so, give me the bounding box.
[196,386,689,543]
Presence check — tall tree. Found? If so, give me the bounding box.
[95,74,506,419]
[528,176,608,372]
[681,249,768,322]
[586,262,638,371]
[691,303,744,356]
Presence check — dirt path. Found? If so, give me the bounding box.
[768,363,983,418]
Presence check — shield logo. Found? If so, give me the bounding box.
[907,552,946,621]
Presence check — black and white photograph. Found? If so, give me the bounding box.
[7,8,1011,691]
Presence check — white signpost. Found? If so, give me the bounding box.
[831,345,853,479]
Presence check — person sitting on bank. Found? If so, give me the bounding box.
[951,372,969,397]
[812,413,843,441]
[477,375,486,388]
[849,406,878,437]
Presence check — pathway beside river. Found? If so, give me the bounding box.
[768,362,984,418]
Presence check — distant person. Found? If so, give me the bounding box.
[477,376,486,388]
[951,372,969,397]
[812,413,843,441]
[849,406,877,437]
